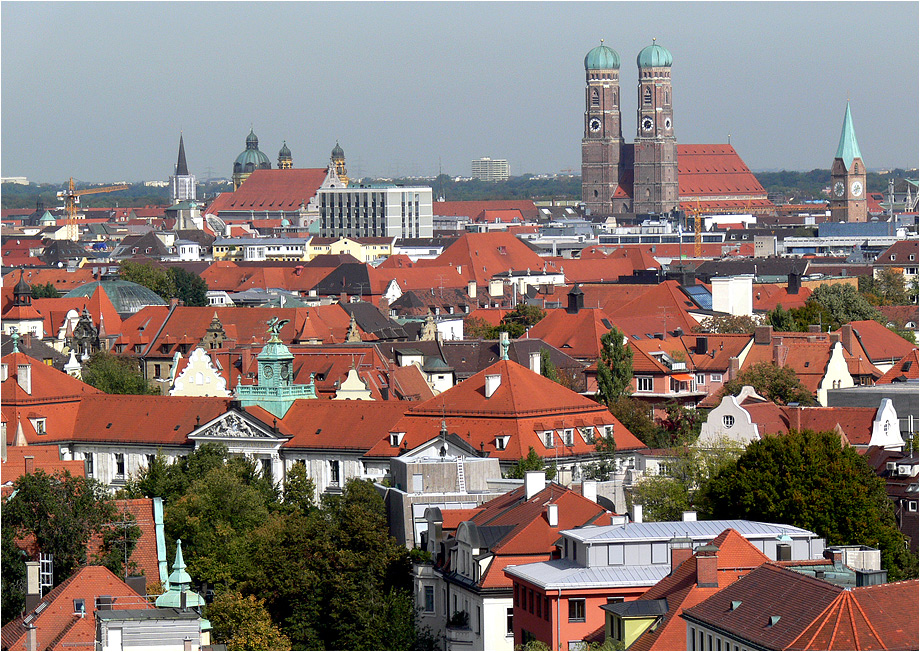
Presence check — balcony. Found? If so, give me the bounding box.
[446,612,474,646]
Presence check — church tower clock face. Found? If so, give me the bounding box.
[850,181,863,197]
[641,116,654,132]
[834,181,845,197]
[589,118,602,133]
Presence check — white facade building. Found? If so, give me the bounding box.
[318,186,433,239]
[471,158,511,181]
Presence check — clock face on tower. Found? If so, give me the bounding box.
[851,181,863,197]
[641,116,654,132]
[280,363,289,380]
[589,118,602,133]
[664,117,672,131]
[833,182,845,197]
[263,365,273,379]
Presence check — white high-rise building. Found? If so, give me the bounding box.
[317,185,433,239]
[471,157,510,181]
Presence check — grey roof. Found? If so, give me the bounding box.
[505,558,671,589]
[563,519,816,544]
[95,607,200,621]
[602,599,668,617]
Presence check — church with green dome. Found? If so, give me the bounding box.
[232,128,273,190]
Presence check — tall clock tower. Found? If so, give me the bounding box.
[830,102,867,223]
[633,40,679,215]
[581,41,623,216]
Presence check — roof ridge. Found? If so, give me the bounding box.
[846,590,886,650]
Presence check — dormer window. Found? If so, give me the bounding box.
[31,418,46,435]
[389,432,405,447]
[580,427,594,443]
[544,431,554,448]
[562,429,575,446]
[495,435,510,451]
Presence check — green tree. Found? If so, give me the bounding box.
[766,304,798,332]
[505,447,557,481]
[168,267,209,307]
[82,350,160,395]
[464,316,499,339]
[499,304,546,338]
[540,347,562,384]
[809,283,884,330]
[655,402,703,448]
[859,269,909,306]
[30,282,60,299]
[595,326,633,407]
[700,430,918,581]
[2,525,26,624]
[607,396,659,447]
[721,361,816,406]
[281,462,316,514]
[630,441,742,522]
[119,261,176,301]
[91,508,141,580]
[165,460,277,587]
[3,471,116,584]
[208,590,292,651]
[693,314,760,334]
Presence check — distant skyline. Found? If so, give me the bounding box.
[2,2,918,183]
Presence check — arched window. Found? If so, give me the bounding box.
[643,87,652,105]
[665,91,669,104]
[854,163,859,173]
[591,89,599,107]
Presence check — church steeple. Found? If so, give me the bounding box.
[835,102,863,170]
[176,133,189,176]
[830,102,867,223]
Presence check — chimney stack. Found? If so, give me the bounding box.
[728,356,740,381]
[696,544,719,587]
[467,280,477,299]
[754,325,773,345]
[529,351,541,374]
[581,480,597,504]
[24,456,34,474]
[828,332,841,346]
[669,537,693,572]
[787,272,801,295]
[840,323,854,354]
[546,503,559,527]
[26,625,37,652]
[773,340,788,367]
[695,336,708,356]
[484,373,501,398]
[682,511,697,522]
[16,364,32,394]
[25,561,40,612]
[525,470,546,500]
[631,503,643,523]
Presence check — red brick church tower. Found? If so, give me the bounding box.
[581,41,623,217]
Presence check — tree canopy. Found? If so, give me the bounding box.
[30,282,60,299]
[720,361,816,406]
[119,261,175,302]
[82,350,160,395]
[700,430,918,581]
[505,447,557,481]
[595,326,633,407]
[208,591,292,651]
[692,314,760,334]
[169,267,209,307]
[2,471,119,588]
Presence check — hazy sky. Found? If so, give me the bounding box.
[2,2,918,183]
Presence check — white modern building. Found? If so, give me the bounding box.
[317,186,433,239]
[471,158,511,181]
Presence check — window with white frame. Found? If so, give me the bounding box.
[115,453,125,477]
[544,431,554,448]
[562,429,574,446]
[32,418,46,435]
[424,585,435,613]
[580,427,594,443]
[604,425,614,438]
[495,435,509,450]
[696,373,705,385]
[636,376,653,392]
[711,373,723,383]
[506,607,514,635]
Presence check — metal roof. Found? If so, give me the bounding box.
[562,519,815,543]
[505,558,670,590]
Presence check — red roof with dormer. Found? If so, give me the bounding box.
[366,359,645,460]
[526,307,614,360]
[204,168,328,215]
[876,349,919,384]
[0,566,151,651]
[418,232,552,286]
[433,200,539,222]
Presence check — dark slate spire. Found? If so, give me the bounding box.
[176,133,189,176]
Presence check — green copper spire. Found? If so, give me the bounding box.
[835,102,863,170]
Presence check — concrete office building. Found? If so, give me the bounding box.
[317,186,433,239]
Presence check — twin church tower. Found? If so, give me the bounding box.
[581,39,678,217]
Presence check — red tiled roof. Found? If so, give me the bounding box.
[1,566,151,651]
[205,168,327,214]
[433,200,538,222]
[366,359,645,460]
[752,283,813,311]
[526,308,612,361]
[2,268,99,293]
[876,349,919,384]
[632,529,769,651]
[277,400,408,451]
[476,209,525,224]
[419,232,550,286]
[677,145,768,199]
[87,499,161,586]
[841,320,917,364]
[543,256,637,284]
[482,554,553,589]
[1,445,85,490]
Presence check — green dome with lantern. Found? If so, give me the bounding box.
[637,40,673,68]
[585,41,620,70]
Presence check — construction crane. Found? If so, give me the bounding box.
[58,177,129,241]
[683,198,703,257]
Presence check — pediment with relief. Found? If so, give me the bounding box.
[189,411,286,442]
